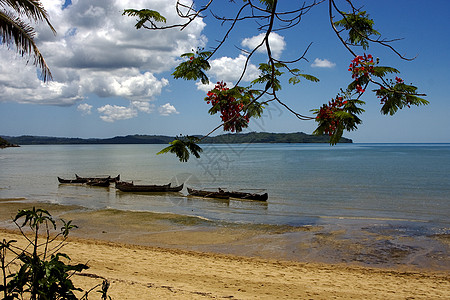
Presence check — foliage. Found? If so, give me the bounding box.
[124,0,428,161]
[205,81,264,133]
[333,11,380,50]
[122,9,166,29]
[157,136,203,162]
[0,208,110,299]
[172,49,212,84]
[0,0,56,82]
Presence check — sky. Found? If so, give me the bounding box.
[1,0,449,143]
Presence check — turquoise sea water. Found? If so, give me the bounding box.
[0,143,449,233]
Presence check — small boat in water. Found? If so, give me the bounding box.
[58,177,88,184]
[227,191,268,201]
[115,181,183,192]
[187,187,268,201]
[76,174,120,183]
[86,179,111,187]
[187,187,230,199]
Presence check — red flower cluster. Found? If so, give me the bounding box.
[356,84,365,94]
[395,76,404,83]
[316,96,347,136]
[348,54,375,80]
[206,81,249,132]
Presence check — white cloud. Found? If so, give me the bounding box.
[311,58,336,68]
[131,101,154,113]
[79,69,169,101]
[196,81,217,93]
[77,103,92,115]
[158,103,179,116]
[208,54,259,83]
[0,0,206,121]
[97,104,137,122]
[241,32,286,59]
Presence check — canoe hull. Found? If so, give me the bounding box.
[115,181,183,192]
[187,187,229,199]
[187,188,268,201]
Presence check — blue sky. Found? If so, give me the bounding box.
[1,0,449,143]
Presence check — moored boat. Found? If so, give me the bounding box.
[76,174,120,183]
[57,177,88,184]
[187,187,268,201]
[227,191,268,201]
[86,179,111,187]
[187,187,230,199]
[115,181,183,192]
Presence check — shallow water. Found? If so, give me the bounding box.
[0,143,449,269]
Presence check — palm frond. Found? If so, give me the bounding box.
[0,9,52,81]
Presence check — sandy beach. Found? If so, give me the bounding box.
[1,200,449,299]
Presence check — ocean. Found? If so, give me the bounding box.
[1,143,449,268]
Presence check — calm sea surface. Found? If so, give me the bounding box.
[0,143,449,233]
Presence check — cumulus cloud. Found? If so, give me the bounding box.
[196,81,217,93]
[97,104,137,122]
[241,32,286,59]
[131,101,154,113]
[0,0,206,120]
[208,54,259,83]
[158,103,179,116]
[194,54,259,92]
[77,103,92,115]
[311,58,336,68]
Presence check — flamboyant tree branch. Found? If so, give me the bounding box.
[124,0,428,161]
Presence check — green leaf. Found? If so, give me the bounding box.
[172,50,212,84]
[157,137,203,162]
[334,11,380,50]
[376,83,429,115]
[123,9,166,29]
[289,74,320,84]
[371,66,399,77]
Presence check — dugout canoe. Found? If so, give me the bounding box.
[115,181,183,192]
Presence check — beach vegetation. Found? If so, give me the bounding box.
[124,0,428,161]
[0,207,110,300]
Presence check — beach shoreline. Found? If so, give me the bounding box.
[1,199,449,299]
[1,229,449,299]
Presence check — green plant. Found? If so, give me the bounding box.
[0,207,110,299]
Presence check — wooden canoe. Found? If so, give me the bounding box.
[187,188,268,201]
[58,177,88,184]
[86,179,111,187]
[115,181,183,192]
[76,174,120,183]
[187,187,230,199]
[227,191,268,201]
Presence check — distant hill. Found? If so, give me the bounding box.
[1,132,352,145]
[0,137,19,148]
[199,132,352,144]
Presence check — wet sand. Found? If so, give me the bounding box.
[1,199,449,299]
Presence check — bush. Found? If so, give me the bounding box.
[0,207,110,299]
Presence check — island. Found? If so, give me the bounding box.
[1,132,352,145]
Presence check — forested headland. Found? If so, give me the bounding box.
[0,137,19,148]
